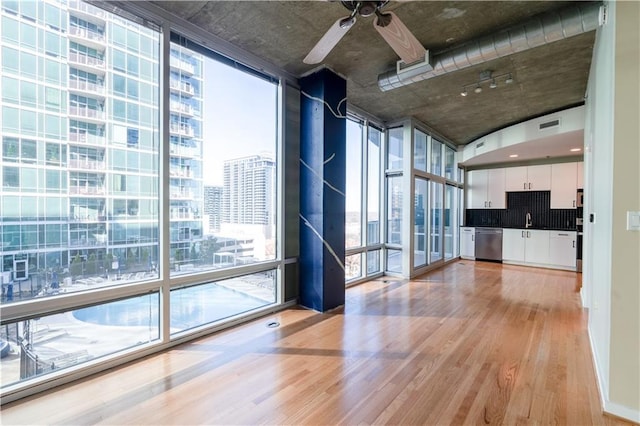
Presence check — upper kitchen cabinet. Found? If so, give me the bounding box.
[467,169,506,209]
[551,162,578,208]
[505,165,551,191]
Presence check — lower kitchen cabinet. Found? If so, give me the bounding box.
[502,229,525,263]
[525,230,550,265]
[502,229,571,269]
[549,231,577,269]
[460,227,475,259]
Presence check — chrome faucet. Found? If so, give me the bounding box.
[525,212,532,228]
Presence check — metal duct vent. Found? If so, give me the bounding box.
[539,119,560,130]
[378,2,604,91]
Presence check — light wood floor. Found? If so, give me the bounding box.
[1,261,633,425]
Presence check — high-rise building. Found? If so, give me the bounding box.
[222,155,275,226]
[203,185,222,233]
[0,0,203,298]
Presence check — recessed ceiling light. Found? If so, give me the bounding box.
[570,148,581,152]
[509,154,519,158]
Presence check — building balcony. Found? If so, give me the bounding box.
[67,0,106,24]
[68,79,106,97]
[69,185,106,196]
[68,26,106,50]
[170,57,195,76]
[169,144,199,158]
[169,211,198,221]
[69,131,105,146]
[68,52,106,74]
[170,187,193,199]
[69,237,107,248]
[69,106,105,124]
[169,79,195,97]
[169,166,192,178]
[68,214,107,223]
[170,101,195,117]
[169,123,195,138]
[68,159,106,171]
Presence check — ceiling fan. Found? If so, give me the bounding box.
[303,1,426,66]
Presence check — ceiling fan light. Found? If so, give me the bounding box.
[339,16,356,29]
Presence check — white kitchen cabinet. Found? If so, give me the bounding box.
[502,229,525,262]
[551,162,578,208]
[502,229,550,266]
[505,166,528,191]
[460,227,475,259]
[486,169,506,208]
[505,165,551,191]
[467,169,505,209]
[577,161,584,189]
[525,230,550,265]
[527,165,551,190]
[549,231,577,269]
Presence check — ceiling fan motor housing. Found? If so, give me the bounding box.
[341,1,389,17]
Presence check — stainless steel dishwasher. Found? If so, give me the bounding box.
[475,228,503,262]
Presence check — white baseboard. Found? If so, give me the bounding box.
[588,323,640,424]
[603,400,640,424]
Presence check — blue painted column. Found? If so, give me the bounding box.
[299,68,346,312]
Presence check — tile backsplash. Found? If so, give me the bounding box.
[466,191,576,230]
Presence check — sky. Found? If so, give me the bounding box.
[201,57,278,186]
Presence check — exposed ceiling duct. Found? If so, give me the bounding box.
[378,2,605,91]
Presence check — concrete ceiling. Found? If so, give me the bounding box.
[149,1,596,147]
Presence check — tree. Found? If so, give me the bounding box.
[174,249,184,262]
[126,248,136,269]
[174,248,184,271]
[70,254,83,279]
[104,253,114,271]
[199,237,220,266]
[85,253,97,275]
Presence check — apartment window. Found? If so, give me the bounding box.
[3,166,19,187]
[345,121,383,283]
[414,129,427,172]
[3,137,19,161]
[367,125,382,245]
[169,34,278,280]
[1,0,285,402]
[430,139,443,176]
[387,127,403,170]
[445,145,456,181]
[429,181,443,263]
[414,177,428,268]
[345,118,363,249]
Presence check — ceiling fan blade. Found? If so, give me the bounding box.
[303,16,355,64]
[374,11,426,65]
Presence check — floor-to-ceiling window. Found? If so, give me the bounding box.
[411,127,461,275]
[168,35,279,333]
[344,117,384,284]
[0,0,282,401]
[385,127,403,274]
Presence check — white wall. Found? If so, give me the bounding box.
[585,1,640,422]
